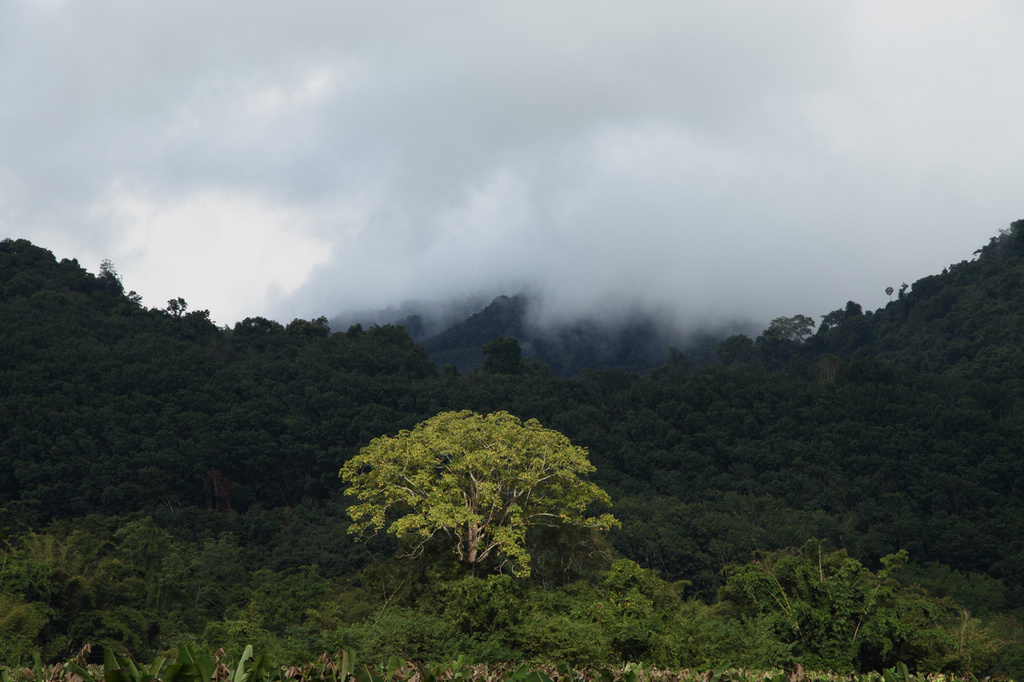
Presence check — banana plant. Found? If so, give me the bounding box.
[228,645,280,682]
[352,656,406,682]
[105,647,167,682]
[882,663,912,682]
[305,651,356,682]
[162,646,216,682]
[504,664,553,682]
[554,662,579,682]
[65,648,166,682]
[418,654,474,682]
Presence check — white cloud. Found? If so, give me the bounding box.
[91,183,332,326]
[241,68,335,127]
[2,1,1023,331]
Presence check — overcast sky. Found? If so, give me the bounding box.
[3,1,1023,330]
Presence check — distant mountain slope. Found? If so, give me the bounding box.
[420,294,529,371]
[418,293,747,376]
[327,295,491,344]
[332,216,1024,377]
[801,219,1024,375]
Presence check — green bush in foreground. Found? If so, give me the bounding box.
[1,515,1017,676]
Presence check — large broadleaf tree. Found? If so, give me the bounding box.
[341,410,618,577]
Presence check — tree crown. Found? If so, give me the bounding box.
[340,410,618,576]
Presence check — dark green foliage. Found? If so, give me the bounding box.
[482,337,523,375]
[897,563,1007,617]
[0,240,437,519]
[5,228,1024,674]
[422,295,529,372]
[718,542,1007,673]
[715,335,755,365]
[719,541,908,671]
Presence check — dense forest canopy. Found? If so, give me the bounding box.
[2,224,1024,673]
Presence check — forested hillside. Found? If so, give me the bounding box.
[2,225,1024,674]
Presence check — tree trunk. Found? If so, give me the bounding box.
[467,522,480,578]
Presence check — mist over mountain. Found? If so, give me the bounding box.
[330,292,759,375]
[327,294,496,342]
[7,3,1024,339]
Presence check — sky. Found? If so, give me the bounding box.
[3,1,1024,331]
